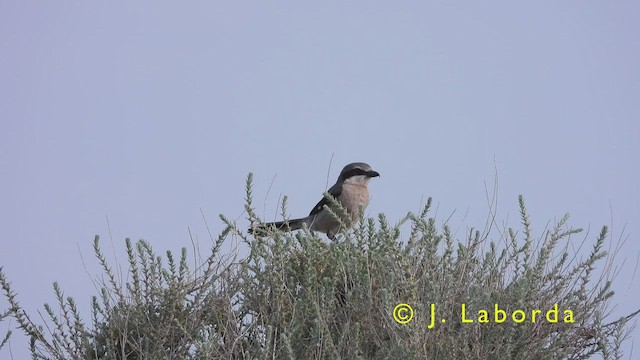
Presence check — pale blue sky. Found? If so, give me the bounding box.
[1,2,638,358]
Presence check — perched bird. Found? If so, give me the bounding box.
[250,162,380,239]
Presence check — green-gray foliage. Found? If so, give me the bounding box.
[0,174,636,359]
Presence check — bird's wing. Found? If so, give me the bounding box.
[308,182,343,217]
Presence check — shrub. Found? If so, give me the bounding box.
[0,174,636,359]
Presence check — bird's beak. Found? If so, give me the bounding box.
[368,170,380,178]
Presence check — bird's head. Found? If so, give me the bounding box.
[339,162,380,185]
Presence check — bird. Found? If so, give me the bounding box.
[249,162,380,239]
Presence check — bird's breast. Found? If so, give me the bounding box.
[339,184,370,221]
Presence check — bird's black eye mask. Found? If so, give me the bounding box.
[341,168,370,179]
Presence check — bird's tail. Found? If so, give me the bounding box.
[248,217,307,235]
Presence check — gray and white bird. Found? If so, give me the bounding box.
[250,162,380,239]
